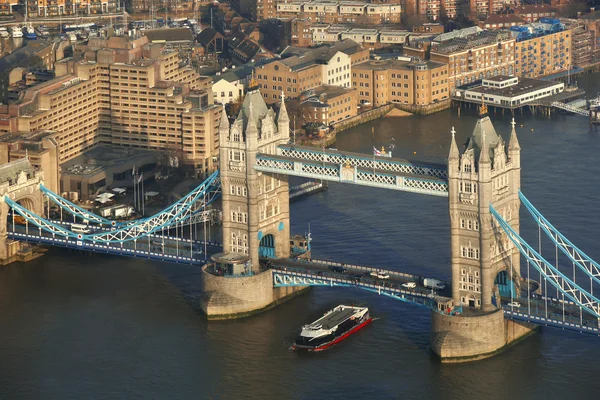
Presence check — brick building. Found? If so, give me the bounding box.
[430,29,515,89]
[299,85,357,125]
[351,58,449,106]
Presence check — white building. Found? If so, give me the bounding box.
[456,75,564,108]
[322,50,352,88]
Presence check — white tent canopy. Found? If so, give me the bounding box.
[95,193,115,202]
[112,188,126,194]
[144,191,159,199]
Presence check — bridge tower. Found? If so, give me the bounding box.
[218,89,291,272]
[448,104,521,311]
[431,106,534,363]
[200,89,305,319]
[0,158,45,265]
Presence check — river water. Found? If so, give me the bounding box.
[2,75,600,399]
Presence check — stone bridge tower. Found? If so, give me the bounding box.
[0,158,45,265]
[218,89,291,273]
[447,106,521,311]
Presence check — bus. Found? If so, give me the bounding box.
[71,224,91,234]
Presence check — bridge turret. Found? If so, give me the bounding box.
[277,91,290,140]
[508,118,521,169]
[218,103,230,139]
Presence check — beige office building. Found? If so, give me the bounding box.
[0,35,222,196]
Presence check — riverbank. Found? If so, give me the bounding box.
[298,98,451,147]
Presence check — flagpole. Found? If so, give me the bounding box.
[132,166,136,213]
[141,174,145,216]
[372,126,375,175]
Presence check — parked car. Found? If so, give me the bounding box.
[350,273,363,282]
[507,301,520,308]
[402,282,417,289]
[370,271,390,279]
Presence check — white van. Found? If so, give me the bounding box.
[71,224,91,234]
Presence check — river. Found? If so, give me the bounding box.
[1,75,600,399]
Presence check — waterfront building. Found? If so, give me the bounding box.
[561,18,594,68]
[430,29,515,89]
[255,40,367,104]
[351,58,449,106]
[0,35,222,198]
[454,75,565,108]
[511,19,571,78]
[298,85,357,126]
[0,0,18,14]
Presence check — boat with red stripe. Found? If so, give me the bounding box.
[292,305,372,351]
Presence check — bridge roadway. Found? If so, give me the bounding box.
[269,257,452,300]
[271,259,600,334]
[7,224,222,265]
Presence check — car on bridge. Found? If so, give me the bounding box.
[329,266,347,273]
[370,271,390,279]
[402,282,417,289]
[507,301,521,308]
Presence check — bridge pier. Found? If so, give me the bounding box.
[199,266,308,319]
[430,309,538,363]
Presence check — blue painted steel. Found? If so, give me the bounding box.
[7,232,204,265]
[519,190,600,286]
[495,270,515,297]
[272,267,447,312]
[490,204,600,319]
[5,171,220,244]
[259,234,275,258]
[40,184,119,226]
[504,309,600,335]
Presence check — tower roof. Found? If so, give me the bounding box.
[235,89,270,131]
[465,115,501,160]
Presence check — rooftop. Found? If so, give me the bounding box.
[61,145,157,176]
[432,30,512,54]
[0,158,36,185]
[464,76,561,98]
[144,28,194,43]
[352,58,445,71]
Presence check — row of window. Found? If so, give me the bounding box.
[461,246,480,260]
[460,218,479,231]
[231,211,248,224]
[229,185,248,197]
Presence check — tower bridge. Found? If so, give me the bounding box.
[2,91,600,363]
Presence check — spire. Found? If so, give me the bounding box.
[508,117,520,151]
[278,91,289,122]
[219,103,229,132]
[479,130,490,164]
[246,101,258,134]
[449,126,459,160]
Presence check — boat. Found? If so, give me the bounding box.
[292,305,372,351]
[23,25,36,40]
[10,26,23,38]
[0,27,9,38]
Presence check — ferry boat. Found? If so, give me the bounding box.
[23,25,36,40]
[10,26,23,38]
[292,305,371,351]
[0,27,9,38]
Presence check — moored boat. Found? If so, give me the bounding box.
[292,305,371,351]
[10,26,23,38]
[23,25,36,39]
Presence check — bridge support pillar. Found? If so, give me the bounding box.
[199,266,308,319]
[430,309,537,363]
